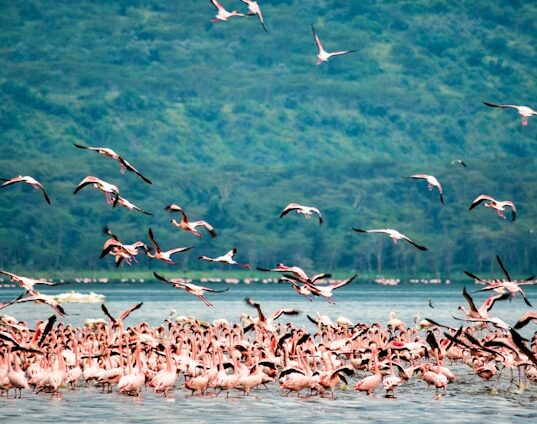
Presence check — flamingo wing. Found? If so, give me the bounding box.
[147,228,161,253]
[119,302,143,321]
[101,304,116,323]
[311,26,324,53]
[469,194,495,210]
[483,101,519,110]
[496,255,512,281]
[401,235,428,251]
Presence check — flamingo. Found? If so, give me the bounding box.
[240,0,267,32]
[382,349,403,397]
[291,274,357,304]
[100,302,143,326]
[353,228,428,251]
[115,195,152,215]
[6,346,30,398]
[73,176,120,206]
[404,174,444,206]
[145,228,194,264]
[199,248,251,269]
[354,348,382,395]
[165,204,217,238]
[244,297,299,332]
[73,142,151,183]
[457,286,509,320]
[514,311,537,329]
[209,0,246,23]
[280,203,323,225]
[152,344,177,396]
[469,194,516,221]
[0,270,65,292]
[312,25,356,66]
[14,292,67,316]
[451,159,467,167]
[0,175,51,204]
[483,101,537,126]
[154,272,229,307]
[467,255,536,306]
[257,263,330,283]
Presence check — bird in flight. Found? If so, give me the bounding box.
[154,272,228,307]
[240,0,267,32]
[199,248,251,269]
[483,101,537,126]
[404,174,444,206]
[145,228,194,265]
[165,204,217,238]
[353,228,428,251]
[0,176,51,204]
[312,25,356,66]
[209,0,247,23]
[280,203,323,225]
[73,142,151,184]
[469,194,516,222]
[73,176,120,206]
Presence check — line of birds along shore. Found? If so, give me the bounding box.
[1,0,537,401]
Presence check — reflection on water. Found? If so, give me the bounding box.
[1,280,537,422]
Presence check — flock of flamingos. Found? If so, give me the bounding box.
[1,0,537,402]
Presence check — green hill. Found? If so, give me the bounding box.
[0,0,536,277]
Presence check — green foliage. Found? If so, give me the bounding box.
[0,0,536,278]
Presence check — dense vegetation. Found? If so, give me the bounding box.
[0,0,536,278]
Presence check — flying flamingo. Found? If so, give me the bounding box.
[73,176,120,206]
[312,25,356,66]
[165,204,217,238]
[404,174,444,206]
[240,0,267,32]
[514,311,537,329]
[100,302,143,326]
[469,194,516,221]
[145,228,194,264]
[199,248,251,269]
[244,297,300,332]
[0,270,65,293]
[73,142,152,184]
[115,195,152,215]
[154,272,229,307]
[0,176,51,204]
[280,203,323,224]
[285,274,357,304]
[209,0,246,23]
[467,255,536,306]
[14,292,67,316]
[353,228,428,251]
[483,101,537,126]
[257,263,330,283]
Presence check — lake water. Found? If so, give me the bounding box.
[1,279,537,423]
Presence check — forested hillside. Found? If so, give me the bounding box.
[1,0,536,277]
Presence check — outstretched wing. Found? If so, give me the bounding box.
[147,228,161,252]
[469,194,494,210]
[117,156,152,184]
[119,302,143,321]
[483,101,519,110]
[401,235,428,251]
[311,26,324,53]
[496,255,512,281]
[101,304,116,323]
